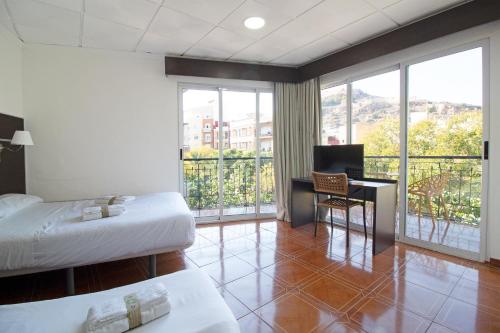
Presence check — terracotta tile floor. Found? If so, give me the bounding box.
[1,219,500,333]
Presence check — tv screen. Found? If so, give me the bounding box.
[313,144,364,179]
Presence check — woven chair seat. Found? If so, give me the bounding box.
[317,197,362,209]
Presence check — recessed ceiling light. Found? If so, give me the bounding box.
[244,17,265,30]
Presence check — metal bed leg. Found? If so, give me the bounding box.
[148,255,157,279]
[66,267,75,296]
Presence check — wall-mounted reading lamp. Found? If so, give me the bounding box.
[0,130,34,163]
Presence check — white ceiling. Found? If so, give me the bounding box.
[0,0,469,66]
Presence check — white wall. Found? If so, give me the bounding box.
[320,21,500,261]
[22,44,271,201]
[0,26,23,118]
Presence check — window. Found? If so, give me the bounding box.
[181,87,275,220]
[321,85,347,145]
[319,43,487,259]
[351,70,400,180]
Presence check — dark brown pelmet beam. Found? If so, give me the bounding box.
[164,56,300,82]
[165,0,500,83]
[299,0,500,80]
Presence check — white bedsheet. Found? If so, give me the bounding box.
[0,269,240,333]
[0,192,195,272]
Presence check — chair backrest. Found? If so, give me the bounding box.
[311,172,348,196]
[409,172,450,196]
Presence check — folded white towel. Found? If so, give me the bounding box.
[86,283,170,333]
[82,212,103,221]
[82,205,126,221]
[83,206,102,214]
[136,283,168,309]
[105,204,126,216]
[87,298,127,331]
[95,196,135,205]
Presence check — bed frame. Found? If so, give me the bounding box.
[0,245,191,295]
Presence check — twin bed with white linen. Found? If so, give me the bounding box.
[0,192,196,293]
[0,269,240,333]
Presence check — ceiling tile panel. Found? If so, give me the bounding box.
[83,16,143,51]
[185,27,256,58]
[163,0,245,24]
[219,0,293,39]
[7,0,81,45]
[258,0,375,55]
[36,0,82,12]
[300,0,376,35]
[264,18,333,51]
[230,37,290,63]
[297,34,349,61]
[85,0,159,30]
[137,32,193,54]
[364,0,401,9]
[383,0,465,25]
[0,1,17,35]
[272,49,312,66]
[148,6,214,44]
[254,0,323,18]
[184,45,232,60]
[332,12,397,44]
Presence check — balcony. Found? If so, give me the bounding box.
[183,156,276,218]
[336,155,482,253]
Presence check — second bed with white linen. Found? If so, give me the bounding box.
[0,269,240,333]
[0,192,195,275]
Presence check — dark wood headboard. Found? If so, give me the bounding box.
[0,113,25,194]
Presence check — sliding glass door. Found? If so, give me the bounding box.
[403,46,486,256]
[222,90,257,216]
[319,42,488,260]
[181,89,220,219]
[352,70,400,231]
[180,86,275,221]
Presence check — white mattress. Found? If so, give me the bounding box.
[0,269,240,333]
[0,192,195,272]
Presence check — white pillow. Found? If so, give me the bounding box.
[0,194,43,219]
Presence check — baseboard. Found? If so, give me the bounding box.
[490,258,500,267]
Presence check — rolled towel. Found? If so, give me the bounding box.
[86,283,170,333]
[95,195,135,205]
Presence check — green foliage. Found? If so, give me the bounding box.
[357,111,482,225]
[183,147,275,211]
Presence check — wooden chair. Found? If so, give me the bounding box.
[408,172,450,224]
[311,172,367,246]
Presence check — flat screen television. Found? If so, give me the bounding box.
[313,144,364,179]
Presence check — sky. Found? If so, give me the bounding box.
[183,89,273,121]
[353,47,483,106]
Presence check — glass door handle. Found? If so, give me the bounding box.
[484,141,489,160]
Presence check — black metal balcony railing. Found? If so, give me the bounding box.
[365,155,482,225]
[183,157,275,214]
[183,155,481,225]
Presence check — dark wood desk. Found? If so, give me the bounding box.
[291,177,397,255]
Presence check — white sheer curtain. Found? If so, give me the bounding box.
[273,78,321,221]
